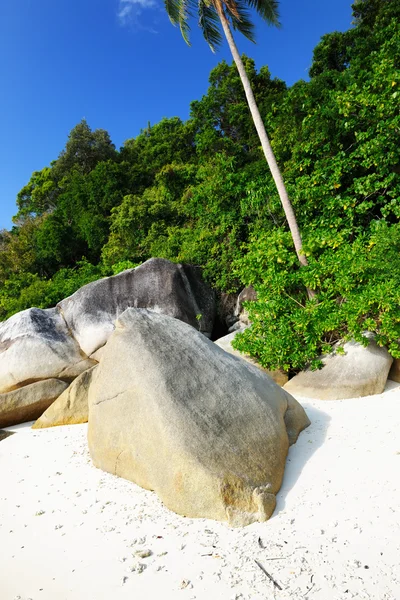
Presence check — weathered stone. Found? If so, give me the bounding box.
[227,321,244,334]
[58,258,216,356]
[33,366,97,429]
[0,379,68,428]
[57,358,98,381]
[388,358,400,383]
[284,334,393,400]
[235,286,257,326]
[215,331,288,387]
[88,309,309,526]
[214,292,239,337]
[0,307,89,394]
[89,346,105,362]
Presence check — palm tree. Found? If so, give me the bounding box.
[165,0,309,271]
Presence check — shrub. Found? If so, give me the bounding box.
[233,222,400,372]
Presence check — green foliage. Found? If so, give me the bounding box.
[109,260,142,275]
[309,31,352,78]
[191,58,286,158]
[16,167,58,219]
[102,162,195,266]
[232,0,400,370]
[0,260,104,320]
[234,222,400,371]
[121,117,196,190]
[53,119,117,179]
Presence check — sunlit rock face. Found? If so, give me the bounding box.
[88,309,310,527]
[58,258,216,356]
[0,307,90,394]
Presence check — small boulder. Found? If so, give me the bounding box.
[88,309,309,526]
[235,286,257,327]
[33,366,97,429]
[0,307,90,394]
[58,258,216,356]
[214,292,239,338]
[214,331,288,387]
[284,335,393,400]
[388,358,400,383]
[0,379,68,428]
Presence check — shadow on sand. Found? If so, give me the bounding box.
[274,401,331,516]
[0,421,35,442]
[0,430,15,442]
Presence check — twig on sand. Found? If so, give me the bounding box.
[302,574,315,597]
[254,559,283,591]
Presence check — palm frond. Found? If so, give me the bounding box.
[198,2,223,52]
[179,4,192,46]
[165,0,194,45]
[245,0,280,26]
[164,0,183,25]
[222,0,240,20]
[228,3,256,43]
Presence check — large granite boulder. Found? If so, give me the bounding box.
[0,307,92,394]
[88,309,309,526]
[284,334,393,400]
[33,365,97,429]
[58,258,216,356]
[0,379,68,428]
[215,330,288,387]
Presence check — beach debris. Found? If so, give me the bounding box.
[254,559,283,591]
[130,563,146,574]
[134,549,152,559]
[302,574,315,597]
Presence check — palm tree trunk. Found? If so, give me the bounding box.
[216,4,309,272]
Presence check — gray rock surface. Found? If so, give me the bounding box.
[59,258,216,356]
[0,379,68,428]
[284,335,393,400]
[388,358,400,383]
[235,286,257,326]
[215,330,288,386]
[0,307,88,394]
[88,309,309,526]
[57,358,98,381]
[33,366,97,428]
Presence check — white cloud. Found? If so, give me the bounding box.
[117,0,157,26]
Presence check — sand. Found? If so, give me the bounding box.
[0,382,399,600]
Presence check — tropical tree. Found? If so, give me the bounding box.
[164,0,309,272]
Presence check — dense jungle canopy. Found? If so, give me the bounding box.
[1,0,399,373]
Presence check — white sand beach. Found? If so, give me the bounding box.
[0,382,399,600]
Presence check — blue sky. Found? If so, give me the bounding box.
[0,0,353,230]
